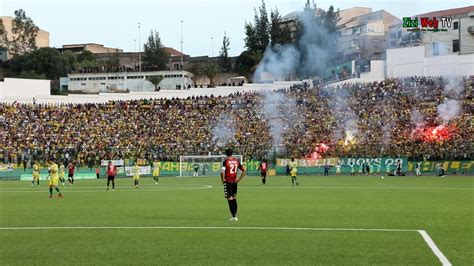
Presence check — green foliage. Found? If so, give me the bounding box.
[270,8,292,46]
[218,33,232,72]
[77,50,96,63]
[10,9,39,57]
[200,64,219,87]
[147,75,164,90]
[10,47,67,80]
[244,0,270,53]
[234,50,262,78]
[62,51,77,73]
[143,30,170,71]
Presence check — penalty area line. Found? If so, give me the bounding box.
[0,226,451,264]
[417,230,452,266]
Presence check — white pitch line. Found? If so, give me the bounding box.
[0,226,451,264]
[0,185,213,193]
[0,226,418,232]
[241,186,474,190]
[418,230,452,266]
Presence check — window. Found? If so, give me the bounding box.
[453,21,459,30]
[453,39,460,53]
[432,42,439,55]
[390,32,396,39]
[390,40,397,47]
[367,25,374,33]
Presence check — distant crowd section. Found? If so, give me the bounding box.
[0,76,472,167]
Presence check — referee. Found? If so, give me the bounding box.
[221,148,246,221]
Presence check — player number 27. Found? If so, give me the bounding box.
[229,163,237,174]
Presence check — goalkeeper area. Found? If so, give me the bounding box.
[0,175,472,265]
[179,155,243,177]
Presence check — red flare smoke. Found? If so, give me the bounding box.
[306,143,330,160]
[413,125,456,142]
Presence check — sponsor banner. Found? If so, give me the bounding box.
[276,157,408,174]
[20,173,97,181]
[159,161,262,175]
[408,160,473,173]
[101,160,124,166]
[124,166,151,176]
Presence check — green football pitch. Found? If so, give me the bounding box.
[0,175,472,265]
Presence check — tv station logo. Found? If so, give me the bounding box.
[402,16,452,32]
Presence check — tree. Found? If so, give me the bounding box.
[10,9,39,57]
[10,47,67,80]
[255,1,270,51]
[270,8,292,46]
[147,75,164,91]
[77,50,95,63]
[201,64,219,87]
[244,0,270,53]
[62,50,77,73]
[218,33,232,72]
[143,30,170,71]
[244,21,258,52]
[234,50,262,79]
[0,19,8,50]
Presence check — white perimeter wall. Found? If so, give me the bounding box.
[0,78,50,101]
[387,46,474,77]
[0,80,301,104]
[328,60,386,87]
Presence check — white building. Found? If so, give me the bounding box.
[388,6,474,56]
[61,71,194,93]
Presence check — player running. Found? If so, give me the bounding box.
[132,162,141,188]
[415,162,422,176]
[258,159,268,185]
[67,162,76,184]
[335,161,341,175]
[220,148,246,222]
[152,160,160,184]
[32,161,40,186]
[59,164,66,185]
[47,159,63,198]
[289,158,299,186]
[349,161,355,176]
[106,161,117,191]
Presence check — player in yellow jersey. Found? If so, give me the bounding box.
[48,160,63,198]
[152,160,160,184]
[132,162,141,188]
[32,161,40,186]
[59,164,66,186]
[288,158,299,186]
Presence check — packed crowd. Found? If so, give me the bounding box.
[0,76,472,167]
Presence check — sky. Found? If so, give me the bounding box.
[1,0,472,57]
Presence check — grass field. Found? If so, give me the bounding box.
[0,175,473,265]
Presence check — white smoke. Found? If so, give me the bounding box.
[323,86,359,143]
[259,91,298,146]
[254,45,300,82]
[437,77,463,124]
[437,99,460,124]
[211,113,237,147]
[253,6,335,82]
[411,108,425,129]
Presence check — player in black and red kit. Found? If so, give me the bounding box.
[220,148,246,221]
[258,159,268,185]
[67,162,75,184]
[105,161,117,191]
